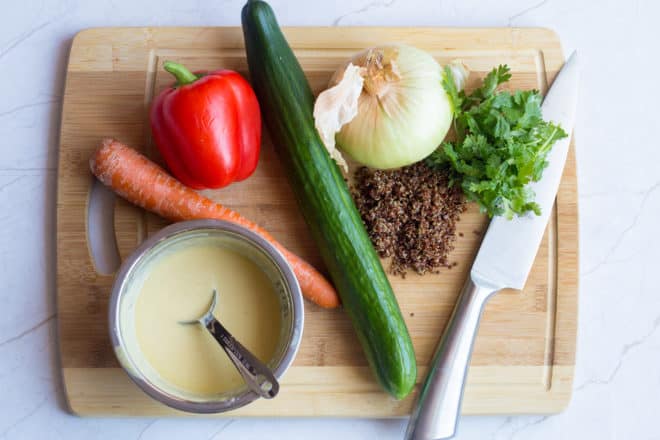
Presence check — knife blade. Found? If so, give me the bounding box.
[406,52,579,440]
[472,50,580,290]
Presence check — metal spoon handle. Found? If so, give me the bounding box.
[205,318,279,399]
[405,278,497,440]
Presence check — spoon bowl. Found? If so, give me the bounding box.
[179,289,280,399]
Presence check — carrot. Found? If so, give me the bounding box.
[90,138,340,308]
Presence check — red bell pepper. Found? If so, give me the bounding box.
[150,61,261,189]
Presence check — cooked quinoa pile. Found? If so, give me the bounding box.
[352,162,466,277]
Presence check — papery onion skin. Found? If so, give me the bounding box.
[332,44,454,170]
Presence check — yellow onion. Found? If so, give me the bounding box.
[314,44,467,170]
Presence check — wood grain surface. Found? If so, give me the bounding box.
[56,26,578,417]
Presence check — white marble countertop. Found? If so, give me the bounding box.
[2,0,659,438]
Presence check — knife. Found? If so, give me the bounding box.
[405,51,579,440]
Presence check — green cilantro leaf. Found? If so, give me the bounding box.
[427,65,568,218]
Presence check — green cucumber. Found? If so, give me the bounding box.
[241,0,417,399]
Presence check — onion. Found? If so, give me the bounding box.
[314,44,468,170]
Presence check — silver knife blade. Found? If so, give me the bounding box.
[471,51,579,290]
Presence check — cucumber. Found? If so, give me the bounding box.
[241,0,417,399]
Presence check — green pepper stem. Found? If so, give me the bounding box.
[163,61,198,86]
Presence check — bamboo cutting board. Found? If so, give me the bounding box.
[57,27,577,417]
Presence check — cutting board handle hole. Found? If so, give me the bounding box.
[87,179,121,275]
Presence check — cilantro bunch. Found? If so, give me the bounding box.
[426,65,567,219]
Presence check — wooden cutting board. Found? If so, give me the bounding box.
[57,26,577,417]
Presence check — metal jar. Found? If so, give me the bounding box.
[108,219,304,413]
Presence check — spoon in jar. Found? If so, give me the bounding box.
[179,289,279,399]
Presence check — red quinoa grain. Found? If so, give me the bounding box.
[352,162,466,277]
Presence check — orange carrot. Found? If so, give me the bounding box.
[90,138,340,308]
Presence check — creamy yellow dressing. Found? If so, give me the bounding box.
[134,244,281,396]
